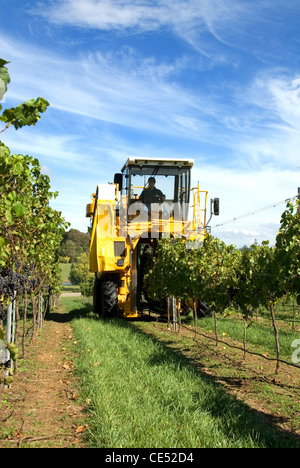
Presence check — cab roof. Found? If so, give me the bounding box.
[121,157,194,172]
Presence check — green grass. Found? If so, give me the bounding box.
[190,314,300,361]
[61,284,81,293]
[59,263,81,293]
[259,300,300,324]
[59,263,72,283]
[62,298,298,448]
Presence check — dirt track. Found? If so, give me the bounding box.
[60,292,81,297]
[0,301,85,448]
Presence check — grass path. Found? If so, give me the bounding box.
[1,296,299,448]
[69,299,299,448]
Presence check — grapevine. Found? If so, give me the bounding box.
[146,199,300,374]
[0,59,69,388]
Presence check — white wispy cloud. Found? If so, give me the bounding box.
[231,70,300,169]
[31,0,215,31]
[2,131,83,164]
[30,0,295,62]
[2,30,300,175]
[2,34,207,137]
[2,1,300,243]
[30,0,236,64]
[192,162,299,246]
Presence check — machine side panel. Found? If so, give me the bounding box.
[89,199,117,273]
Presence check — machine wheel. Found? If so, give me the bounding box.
[93,276,119,317]
[101,278,119,317]
[93,276,118,317]
[198,301,212,318]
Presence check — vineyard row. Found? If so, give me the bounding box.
[145,199,300,374]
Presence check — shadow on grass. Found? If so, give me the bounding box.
[125,321,300,448]
[46,299,300,448]
[45,299,94,323]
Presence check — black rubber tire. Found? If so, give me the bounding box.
[101,279,119,317]
[93,276,119,317]
[198,301,212,318]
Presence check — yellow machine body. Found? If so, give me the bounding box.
[86,158,212,318]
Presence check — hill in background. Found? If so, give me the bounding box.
[58,229,90,263]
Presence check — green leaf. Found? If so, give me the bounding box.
[5,209,12,224]
[12,202,27,218]
[0,142,10,159]
[0,59,10,68]
[0,236,7,250]
[0,97,50,130]
[0,327,4,341]
[7,191,17,202]
[0,59,10,99]
[11,160,24,175]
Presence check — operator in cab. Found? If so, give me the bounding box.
[139,177,165,209]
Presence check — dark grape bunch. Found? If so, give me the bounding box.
[0,265,38,320]
[0,301,5,321]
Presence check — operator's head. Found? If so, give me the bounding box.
[148,177,156,187]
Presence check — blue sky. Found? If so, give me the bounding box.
[1,0,300,247]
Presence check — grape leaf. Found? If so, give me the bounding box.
[12,202,27,218]
[0,97,50,130]
[0,59,10,100]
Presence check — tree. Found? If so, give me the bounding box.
[58,229,90,262]
[69,252,93,285]
[69,252,94,297]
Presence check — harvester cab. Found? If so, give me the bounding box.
[86,157,219,318]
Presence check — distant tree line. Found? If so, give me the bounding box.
[58,229,90,263]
